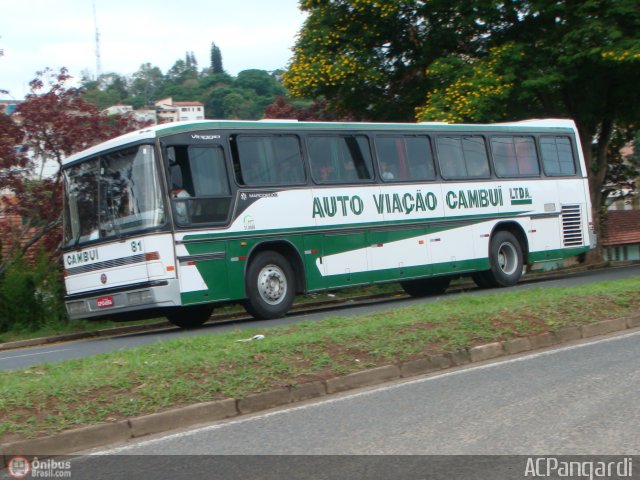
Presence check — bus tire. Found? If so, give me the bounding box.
[477,231,523,288]
[167,305,214,329]
[244,251,295,320]
[400,277,450,297]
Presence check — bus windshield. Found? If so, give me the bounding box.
[63,144,165,247]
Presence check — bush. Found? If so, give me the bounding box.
[0,251,68,333]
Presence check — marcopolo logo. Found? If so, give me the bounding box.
[8,456,72,478]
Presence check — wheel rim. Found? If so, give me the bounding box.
[497,242,518,275]
[257,264,287,305]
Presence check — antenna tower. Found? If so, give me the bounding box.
[93,0,102,78]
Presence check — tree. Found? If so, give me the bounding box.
[129,63,165,106]
[264,96,352,121]
[0,68,144,276]
[210,42,224,74]
[285,0,477,120]
[165,52,199,87]
[236,69,285,98]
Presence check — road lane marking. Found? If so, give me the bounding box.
[0,348,72,361]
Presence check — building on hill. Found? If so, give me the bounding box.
[102,104,133,116]
[102,105,157,125]
[154,97,205,123]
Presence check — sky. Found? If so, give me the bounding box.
[0,0,306,99]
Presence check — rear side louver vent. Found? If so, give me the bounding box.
[561,205,584,247]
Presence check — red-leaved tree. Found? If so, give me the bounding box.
[264,96,353,122]
[0,68,146,275]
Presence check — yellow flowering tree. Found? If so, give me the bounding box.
[416,43,518,124]
[285,0,458,120]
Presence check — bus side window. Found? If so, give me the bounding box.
[438,136,490,179]
[491,137,518,176]
[540,136,576,176]
[375,135,435,182]
[167,146,194,195]
[167,145,231,225]
[189,147,230,197]
[514,137,539,175]
[463,137,490,177]
[233,135,305,186]
[309,135,373,184]
[189,146,231,224]
[492,136,540,177]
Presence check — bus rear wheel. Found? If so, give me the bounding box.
[167,305,214,329]
[400,277,451,297]
[474,231,523,288]
[244,251,295,320]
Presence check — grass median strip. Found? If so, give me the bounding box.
[1,277,639,440]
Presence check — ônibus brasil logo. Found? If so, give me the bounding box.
[7,456,72,478]
[7,456,30,478]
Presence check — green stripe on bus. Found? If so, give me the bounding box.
[181,211,532,243]
[528,246,590,262]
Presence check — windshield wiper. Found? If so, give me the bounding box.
[73,230,82,249]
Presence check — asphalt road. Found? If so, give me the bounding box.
[1,264,638,371]
[64,329,640,479]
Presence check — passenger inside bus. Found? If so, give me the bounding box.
[379,159,395,180]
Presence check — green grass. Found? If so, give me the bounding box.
[0,277,638,440]
[0,283,401,344]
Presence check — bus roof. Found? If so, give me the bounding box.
[62,118,578,167]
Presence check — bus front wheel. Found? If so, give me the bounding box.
[474,231,523,288]
[400,277,451,297]
[167,305,214,329]
[244,251,295,320]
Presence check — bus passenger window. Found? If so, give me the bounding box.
[437,136,490,178]
[167,145,231,225]
[515,137,539,175]
[540,136,576,176]
[463,137,490,177]
[375,136,436,182]
[233,135,305,186]
[309,135,373,183]
[491,136,539,177]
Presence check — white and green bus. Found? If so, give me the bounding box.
[62,118,594,328]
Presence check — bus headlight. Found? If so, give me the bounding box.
[67,301,88,315]
[128,290,153,306]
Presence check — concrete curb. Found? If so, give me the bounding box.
[2,313,639,465]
